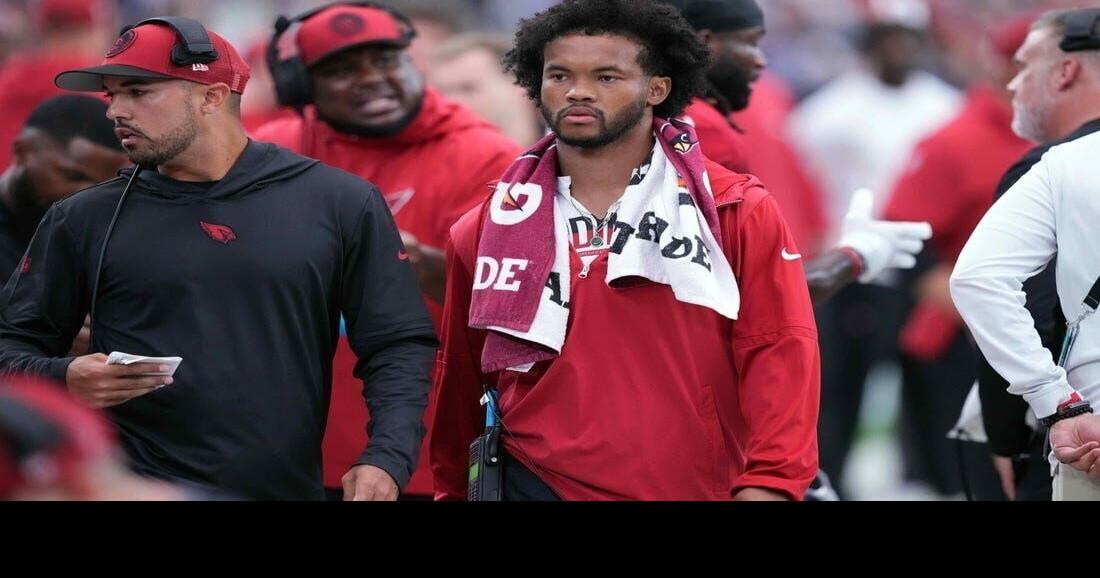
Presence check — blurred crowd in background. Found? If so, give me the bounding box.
[0,0,1090,500]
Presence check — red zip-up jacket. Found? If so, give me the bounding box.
[431,159,820,500]
[0,52,97,170]
[885,87,1030,360]
[685,97,828,257]
[684,98,750,173]
[253,89,520,495]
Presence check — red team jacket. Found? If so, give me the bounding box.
[684,98,751,173]
[253,88,520,494]
[686,97,828,257]
[886,88,1029,264]
[885,87,1030,359]
[431,160,821,500]
[0,52,96,170]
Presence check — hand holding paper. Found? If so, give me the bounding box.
[64,352,181,409]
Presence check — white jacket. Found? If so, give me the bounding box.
[951,131,1100,418]
[789,68,960,228]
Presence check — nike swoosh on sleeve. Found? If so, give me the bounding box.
[781,248,802,261]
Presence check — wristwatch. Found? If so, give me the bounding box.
[1040,394,1094,428]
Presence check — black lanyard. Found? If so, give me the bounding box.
[1058,276,1100,367]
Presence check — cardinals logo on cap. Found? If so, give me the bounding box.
[106,29,137,58]
[331,12,367,36]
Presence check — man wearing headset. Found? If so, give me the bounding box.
[253,2,520,499]
[952,8,1100,500]
[0,18,438,501]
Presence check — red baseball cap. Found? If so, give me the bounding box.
[54,21,251,94]
[296,4,413,68]
[0,377,115,499]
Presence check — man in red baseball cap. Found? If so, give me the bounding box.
[0,17,438,501]
[53,17,250,171]
[54,19,249,94]
[255,2,520,500]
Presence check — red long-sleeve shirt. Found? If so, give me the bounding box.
[431,160,820,500]
[685,95,829,257]
[885,87,1030,360]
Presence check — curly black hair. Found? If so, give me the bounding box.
[503,0,711,119]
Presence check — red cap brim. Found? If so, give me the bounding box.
[306,38,411,69]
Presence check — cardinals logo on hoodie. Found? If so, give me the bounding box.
[200,221,237,244]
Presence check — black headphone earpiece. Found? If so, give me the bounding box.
[267,1,418,111]
[122,16,219,66]
[268,14,313,111]
[1061,9,1100,53]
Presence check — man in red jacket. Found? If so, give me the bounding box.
[670,0,826,253]
[883,16,1032,497]
[254,2,520,499]
[667,0,930,307]
[431,0,819,501]
[0,0,115,171]
[665,0,936,499]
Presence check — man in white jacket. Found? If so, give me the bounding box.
[951,8,1100,500]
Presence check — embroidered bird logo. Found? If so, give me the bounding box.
[384,188,415,214]
[671,132,698,154]
[200,221,237,244]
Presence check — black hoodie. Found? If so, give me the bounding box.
[0,140,438,500]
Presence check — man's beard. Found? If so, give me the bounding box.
[541,93,649,149]
[706,59,754,113]
[317,94,424,138]
[8,171,48,244]
[122,107,198,167]
[1012,95,1053,143]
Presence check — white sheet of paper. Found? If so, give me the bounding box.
[105,351,183,377]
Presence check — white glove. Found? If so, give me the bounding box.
[836,188,933,283]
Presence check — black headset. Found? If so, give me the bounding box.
[121,16,220,66]
[89,17,221,348]
[1061,8,1100,52]
[266,1,417,111]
